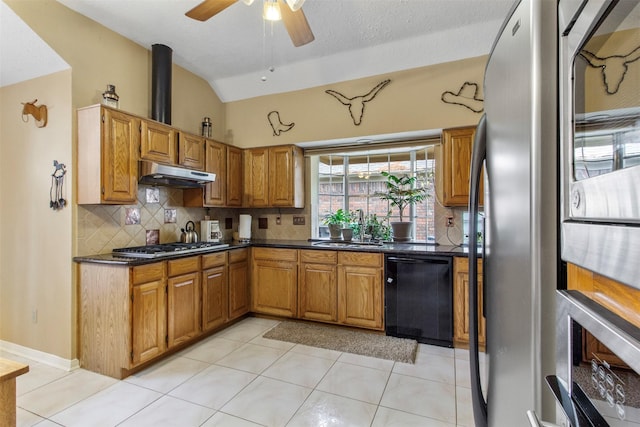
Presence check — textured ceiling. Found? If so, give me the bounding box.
[2,0,515,101]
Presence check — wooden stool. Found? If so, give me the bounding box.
[0,358,29,427]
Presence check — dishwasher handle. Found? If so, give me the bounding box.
[386,256,449,264]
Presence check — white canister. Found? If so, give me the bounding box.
[238,214,252,241]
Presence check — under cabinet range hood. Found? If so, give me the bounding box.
[138,160,215,188]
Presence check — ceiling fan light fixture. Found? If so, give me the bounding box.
[263,0,282,21]
[285,0,305,11]
[241,0,255,5]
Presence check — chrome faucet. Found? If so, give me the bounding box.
[356,209,365,240]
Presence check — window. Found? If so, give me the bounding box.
[312,145,436,242]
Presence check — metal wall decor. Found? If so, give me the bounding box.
[441,82,484,113]
[325,79,391,125]
[50,160,66,210]
[22,99,48,128]
[580,46,640,95]
[267,111,295,136]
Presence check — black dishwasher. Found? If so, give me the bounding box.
[384,254,453,347]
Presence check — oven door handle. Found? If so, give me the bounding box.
[526,410,561,427]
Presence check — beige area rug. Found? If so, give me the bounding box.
[263,321,417,364]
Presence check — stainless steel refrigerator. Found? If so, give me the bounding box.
[468,0,559,425]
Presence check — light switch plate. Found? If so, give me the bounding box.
[293,216,305,225]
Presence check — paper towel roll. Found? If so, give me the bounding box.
[238,214,252,241]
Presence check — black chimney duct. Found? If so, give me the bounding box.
[151,44,172,124]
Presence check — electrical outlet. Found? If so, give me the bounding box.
[32,309,38,323]
[276,217,281,225]
[446,217,454,227]
[293,216,305,225]
[258,217,268,229]
[225,218,233,229]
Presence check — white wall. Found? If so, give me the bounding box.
[0,70,74,360]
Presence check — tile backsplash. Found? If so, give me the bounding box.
[76,185,462,256]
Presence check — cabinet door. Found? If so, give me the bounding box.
[269,146,294,207]
[167,272,200,347]
[337,265,383,330]
[102,109,139,203]
[226,146,244,207]
[439,126,483,207]
[178,132,205,170]
[453,258,485,347]
[202,265,228,331]
[132,279,166,366]
[203,140,227,206]
[299,262,338,322]
[229,260,250,320]
[245,148,269,207]
[140,119,176,164]
[252,258,297,317]
[268,146,304,208]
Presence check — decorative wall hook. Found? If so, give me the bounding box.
[441,82,484,113]
[325,79,391,126]
[50,160,67,210]
[21,99,48,128]
[267,111,295,136]
[580,46,640,95]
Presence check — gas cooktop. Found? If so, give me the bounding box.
[112,242,229,258]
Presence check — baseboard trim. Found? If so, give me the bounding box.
[0,340,79,371]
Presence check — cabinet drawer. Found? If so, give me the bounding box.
[132,262,165,285]
[229,248,248,264]
[253,247,297,262]
[300,250,337,264]
[338,252,382,267]
[167,256,201,277]
[202,252,227,269]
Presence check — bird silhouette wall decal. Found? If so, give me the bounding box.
[580,46,640,95]
[441,82,484,113]
[267,111,295,136]
[325,79,391,125]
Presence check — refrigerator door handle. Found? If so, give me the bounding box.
[469,113,488,427]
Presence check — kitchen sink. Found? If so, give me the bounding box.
[311,241,384,249]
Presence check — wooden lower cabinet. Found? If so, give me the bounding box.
[228,248,250,320]
[298,250,338,322]
[202,252,228,332]
[337,252,384,330]
[131,278,167,366]
[453,257,485,349]
[251,248,298,317]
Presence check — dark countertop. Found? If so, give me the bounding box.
[73,239,480,266]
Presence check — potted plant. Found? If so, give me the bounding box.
[322,208,351,240]
[377,171,428,241]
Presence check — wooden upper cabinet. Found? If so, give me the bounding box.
[140,119,176,164]
[178,132,205,170]
[245,148,270,207]
[245,145,304,208]
[436,126,483,207]
[78,105,139,204]
[269,145,304,208]
[203,140,227,206]
[226,146,244,207]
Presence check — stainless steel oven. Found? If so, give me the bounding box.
[549,291,640,426]
[560,0,640,289]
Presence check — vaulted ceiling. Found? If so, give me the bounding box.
[2,0,514,101]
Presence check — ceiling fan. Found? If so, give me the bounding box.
[186,0,315,47]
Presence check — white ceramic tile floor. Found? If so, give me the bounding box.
[8,317,485,426]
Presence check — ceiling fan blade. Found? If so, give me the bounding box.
[279,0,315,47]
[186,0,236,21]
